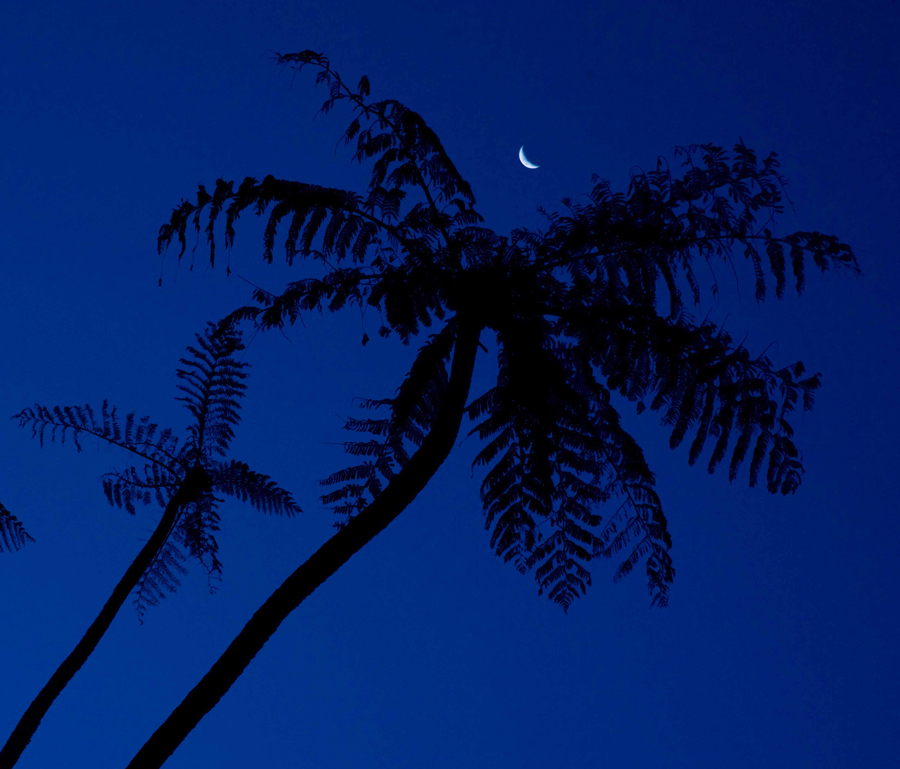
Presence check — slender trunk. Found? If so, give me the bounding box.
[0,467,209,769]
[125,320,482,769]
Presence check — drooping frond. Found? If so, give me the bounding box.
[158,175,392,269]
[321,323,455,525]
[209,460,303,516]
[176,321,249,461]
[566,304,818,493]
[467,313,673,611]
[133,536,188,621]
[177,492,223,586]
[0,502,34,552]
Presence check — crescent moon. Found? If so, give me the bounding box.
[518,146,539,169]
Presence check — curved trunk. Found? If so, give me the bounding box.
[126,320,482,769]
[0,468,208,769]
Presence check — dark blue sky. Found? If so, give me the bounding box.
[2,1,897,767]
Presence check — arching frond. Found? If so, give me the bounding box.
[11,402,182,471]
[273,50,476,215]
[158,53,486,343]
[527,142,859,313]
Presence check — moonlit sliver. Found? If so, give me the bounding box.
[518,146,539,169]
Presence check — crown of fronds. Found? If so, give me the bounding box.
[0,502,33,553]
[12,322,301,617]
[157,52,859,611]
[158,51,484,344]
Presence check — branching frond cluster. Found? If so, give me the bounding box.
[157,52,859,610]
[12,323,300,617]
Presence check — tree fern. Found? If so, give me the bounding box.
[0,322,302,768]
[158,52,858,613]
[125,52,860,766]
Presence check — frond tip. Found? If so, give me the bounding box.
[0,502,34,552]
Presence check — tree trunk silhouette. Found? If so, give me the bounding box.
[125,319,482,769]
[0,467,210,769]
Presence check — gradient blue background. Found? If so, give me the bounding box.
[1,1,897,766]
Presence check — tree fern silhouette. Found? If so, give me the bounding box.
[127,51,859,767]
[0,322,301,769]
[0,502,33,553]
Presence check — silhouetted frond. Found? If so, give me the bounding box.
[0,502,34,552]
[177,492,223,584]
[209,460,303,516]
[102,464,181,515]
[11,402,181,469]
[133,537,188,621]
[176,321,249,461]
[159,52,487,344]
[322,323,456,525]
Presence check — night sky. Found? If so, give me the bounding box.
[2,1,898,767]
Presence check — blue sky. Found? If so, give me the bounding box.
[1,0,897,766]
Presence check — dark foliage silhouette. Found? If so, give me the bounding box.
[0,323,301,769]
[127,51,858,767]
[0,502,33,553]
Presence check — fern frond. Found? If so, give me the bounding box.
[176,321,249,460]
[11,402,182,470]
[209,460,302,516]
[133,537,188,622]
[102,464,181,515]
[321,323,456,526]
[467,316,673,611]
[565,305,816,493]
